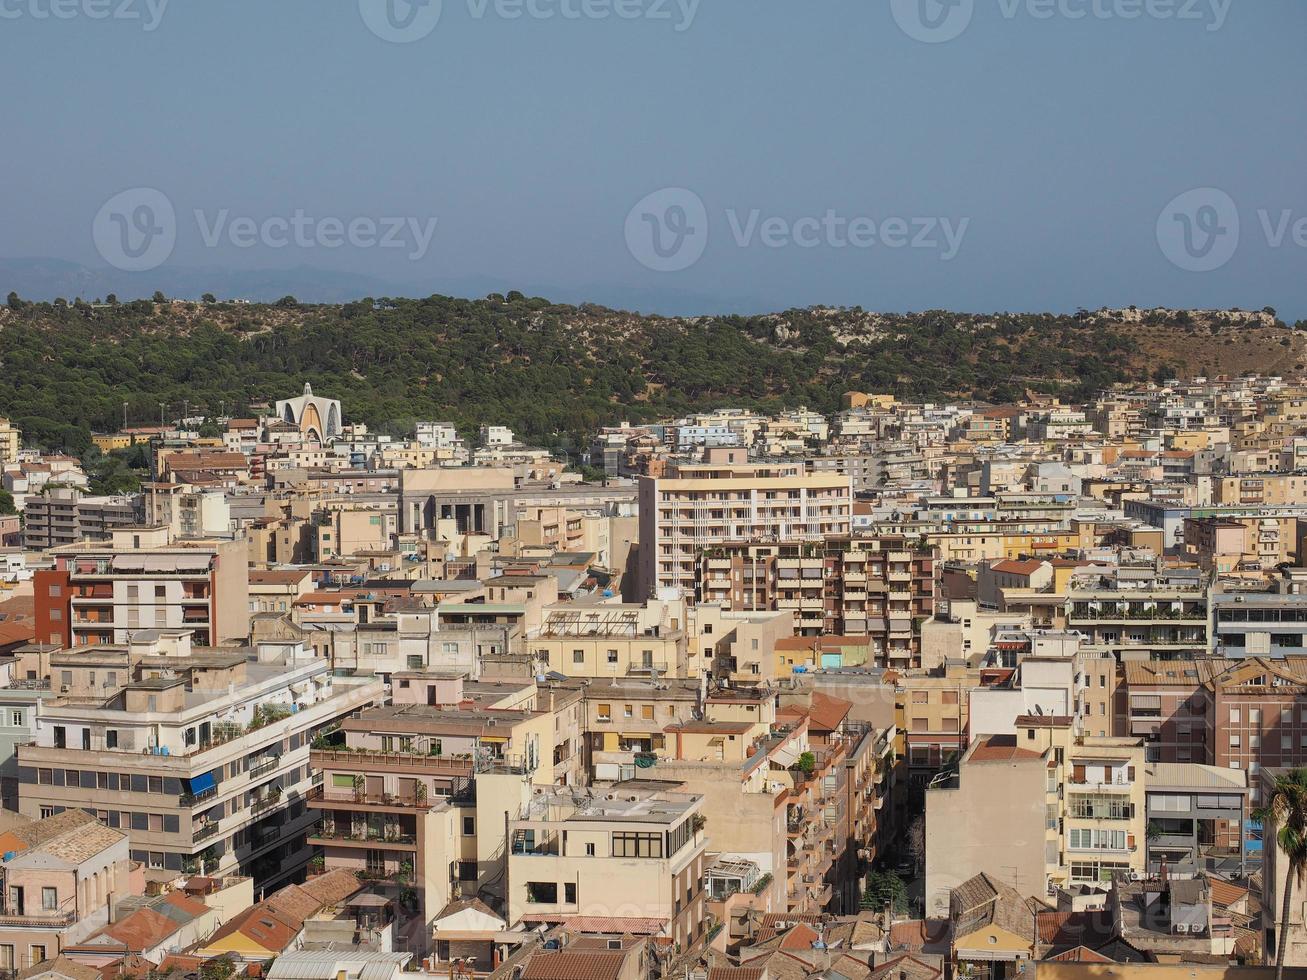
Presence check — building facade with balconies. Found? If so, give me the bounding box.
[33,526,249,649]
[14,632,380,891]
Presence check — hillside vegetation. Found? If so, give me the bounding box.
[1,292,1303,454]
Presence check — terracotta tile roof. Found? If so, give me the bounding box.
[18,956,100,980]
[991,558,1047,576]
[297,868,363,907]
[808,692,852,732]
[100,908,178,951]
[521,951,628,980]
[868,954,942,980]
[1210,879,1249,908]
[707,968,765,980]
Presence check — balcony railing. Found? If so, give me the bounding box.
[193,821,221,843]
[310,823,416,846]
[0,910,77,928]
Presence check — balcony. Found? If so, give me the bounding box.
[179,786,218,807]
[248,755,280,778]
[309,747,475,776]
[308,823,416,848]
[307,785,442,811]
[193,821,221,843]
[0,910,78,928]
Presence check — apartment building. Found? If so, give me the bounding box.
[23,489,141,552]
[1144,763,1248,878]
[0,418,19,464]
[690,604,794,687]
[1019,718,1148,889]
[506,785,708,948]
[15,632,381,890]
[0,810,137,972]
[925,735,1047,916]
[33,526,249,648]
[1065,563,1208,661]
[1210,577,1307,658]
[695,535,935,664]
[1207,657,1307,806]
[896,664,978,782]
[578,678,701,782]
[307,696,548,954]
[144,485,232,540]
[637,448,852,597]
[531,600,690,679]
[1119,660,1220,764]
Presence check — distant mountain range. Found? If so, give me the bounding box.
[0,257,746,317]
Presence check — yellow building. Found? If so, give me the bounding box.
[0,418,20,463]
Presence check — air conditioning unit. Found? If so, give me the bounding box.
[1175,923,1189,934]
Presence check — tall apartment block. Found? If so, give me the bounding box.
[22,488,141,551]
[695,534,935,662]
[33,526,249,648]
[637,448,853,598]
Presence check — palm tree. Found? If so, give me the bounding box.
[1254,767,1307,980]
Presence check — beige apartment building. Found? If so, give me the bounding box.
[532,599,690,679]
[34,525,249,648]
[690,604,794,686]
[308,693,549,954]
[637,448,852,598]
[0,418,19,464]
[506,785,708,948]
[15,631,381,891]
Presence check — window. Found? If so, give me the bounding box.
[572,650,584,665]
[148,852,165,869]
[607,650,619,664]
[9,711,21,727]
[463,816,475,836]
[1230,709,1241,723]
[526,882,558,904]
[564,882,577,904]
[332,774,355,788]
[41,888,57,911]
[642,705,654,720]
[585,842,596,856]
[624,705,633,719]
[611,832,662,858]
[597,704,611,721]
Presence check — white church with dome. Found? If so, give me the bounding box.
[273,383,341,444]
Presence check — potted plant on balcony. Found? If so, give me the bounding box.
[414,783,428,806]
[308,856,325,876]
[353,774,366,802]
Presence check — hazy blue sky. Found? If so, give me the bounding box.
[3,0,1305,317]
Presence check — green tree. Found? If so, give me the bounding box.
[0,489,15,516]
[202,293,217,304]
[1255,768,1307,980]
[862,869,909,913]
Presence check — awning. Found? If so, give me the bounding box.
[188,771,216,794]
[480,735,508,744]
